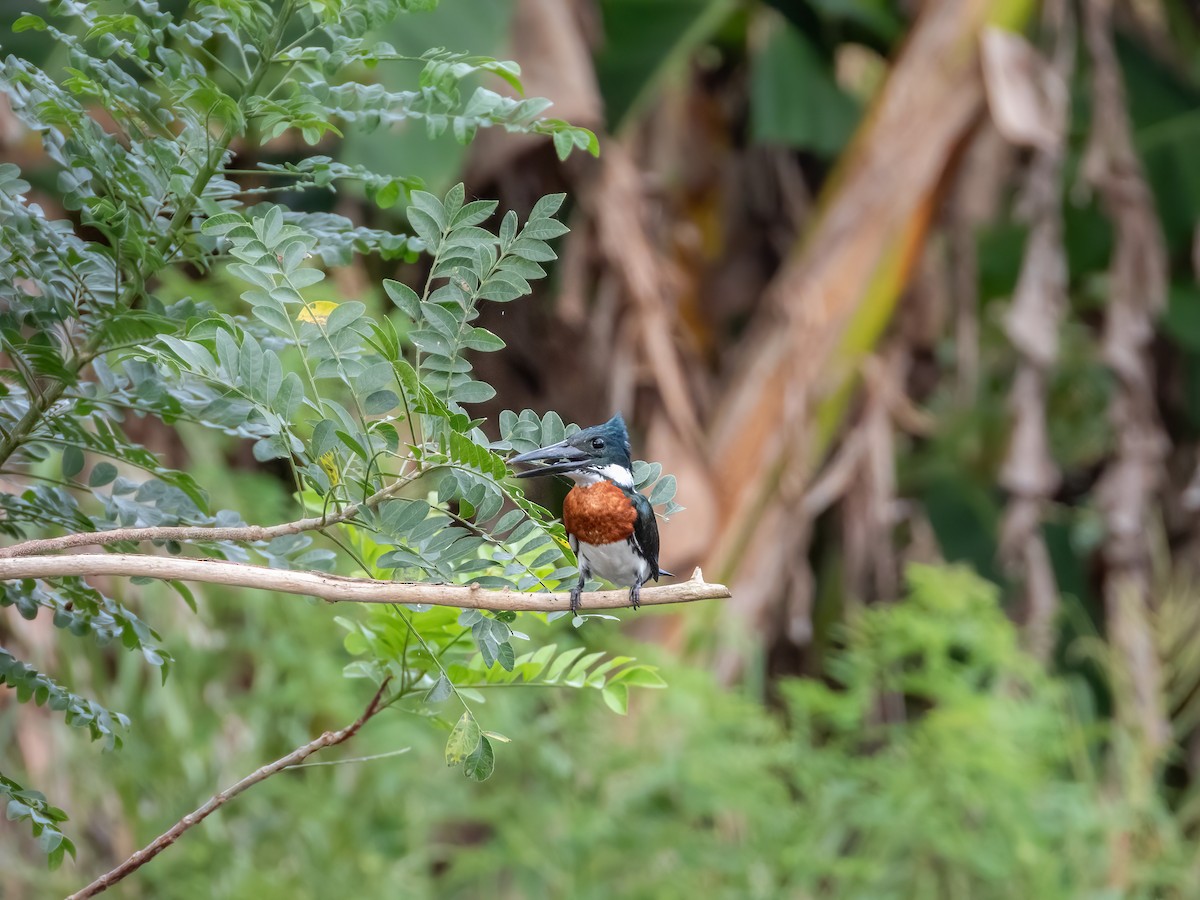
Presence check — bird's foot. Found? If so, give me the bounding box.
[629,582,641,611]
[570,585,582,615]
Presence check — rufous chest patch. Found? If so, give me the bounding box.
[563,481,637,545]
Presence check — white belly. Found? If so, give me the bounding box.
[577,539,650,588]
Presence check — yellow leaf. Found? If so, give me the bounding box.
[318,451,340,485]
[297,301,338,324]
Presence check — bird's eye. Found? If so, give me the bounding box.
[591,438,606,450]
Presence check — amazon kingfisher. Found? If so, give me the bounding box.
[510,414,665,614]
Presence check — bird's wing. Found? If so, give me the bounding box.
[629,491,662,581]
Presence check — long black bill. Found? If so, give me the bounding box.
[509,441,590,478]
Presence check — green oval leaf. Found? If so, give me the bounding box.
[383,279,421,318]
[463,735,494,781]
[648,475,677,507]
[363,390,399,415]
[89,463,118,487]
[454,380,496,404]
[445,712,481,766]
[424,673,453,703]
[61,446,84,479]
[200,212,245,235]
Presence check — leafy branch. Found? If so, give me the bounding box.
[1,774,74,871]
[0,471,421,558]
[1,0,696,880]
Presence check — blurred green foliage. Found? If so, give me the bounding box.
[14,560,1194,898]
[341,0,516,196]
[0,0,626,876]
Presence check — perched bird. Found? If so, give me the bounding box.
[509,414,665,614]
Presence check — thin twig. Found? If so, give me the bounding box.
[0,475,418,559]
[0,556,730,611]
[67,678,392,900]
[284,746,411,769]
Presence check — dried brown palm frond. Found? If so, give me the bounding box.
[987,2,1074,661]
[1084,0,1172,752]
[703,0,1036,660]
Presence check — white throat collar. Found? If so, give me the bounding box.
[569,464,634,490]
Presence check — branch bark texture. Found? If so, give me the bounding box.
[0,555,729,610]
[66,679,392,899]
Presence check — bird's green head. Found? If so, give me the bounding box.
[509,414,634,488]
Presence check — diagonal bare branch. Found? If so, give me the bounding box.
[66,679,393,899]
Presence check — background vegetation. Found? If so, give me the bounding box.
[4,0,1200,896]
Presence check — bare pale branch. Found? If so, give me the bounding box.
[0,556,730,611]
